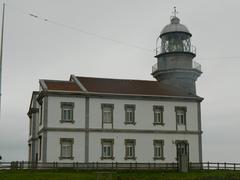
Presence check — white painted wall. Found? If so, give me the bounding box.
[31,95,201,163]
[89,132,200,163]
[47,96,85,128]
[89,98,198,131]
[46,131,85,162]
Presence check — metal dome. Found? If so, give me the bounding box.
[160,16,191,37]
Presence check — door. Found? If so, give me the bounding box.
[176,142,189,160]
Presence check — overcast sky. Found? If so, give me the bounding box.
[0,0,239,162]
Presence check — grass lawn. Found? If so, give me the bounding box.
[0,170,240,180]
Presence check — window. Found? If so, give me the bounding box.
[39,105,43,125]
[153,140,164,160]
[125,139,136,160]
[101,139,114,160]
[153,106,164,125]
[60,138,74,160]
[38,136,42,160]
[176,140,189,160]
[28,144,32,162]
[124,105,136,125]
[29,118,32,136]
[60,102,74,123]
[175,107,187,125]
[101,104,114,126]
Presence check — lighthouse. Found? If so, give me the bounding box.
[152,8,202,95]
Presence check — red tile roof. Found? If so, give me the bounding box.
[76,76,194,97]
[43,76,196,97]
[45,80,81,91]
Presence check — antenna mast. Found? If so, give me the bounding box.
[0,3,5,116]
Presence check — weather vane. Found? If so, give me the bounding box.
[172,6,178,17]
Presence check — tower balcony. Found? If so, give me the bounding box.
[155,44,196,56]
[152,61,201,74]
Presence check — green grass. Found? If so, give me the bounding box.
[0,170,240,180]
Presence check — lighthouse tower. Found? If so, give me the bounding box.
[152,8,202,95]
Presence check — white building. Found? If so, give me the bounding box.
[27,14,203,163]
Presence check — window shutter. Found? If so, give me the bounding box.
[184,111,186,125]
[125,110,127,122]
[111,108,113,123]
[161,110,163,124]
[176,112,179,124]
[154,111,156,123]
[133,110,135,123]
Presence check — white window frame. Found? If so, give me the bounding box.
[153,106,164,125]
[175,106,187,126]
[60,138,74,160]
[153,140,164,160]
[101,139,114,160]
[103,107,112,123]
[125,139,136,160]
[102,143,112,158]
[101,104,114,127]
[176,140,189,160]
[126,108,134,123]
[60,102,74,123]
[124,105,136,125]
[176,110,185,125]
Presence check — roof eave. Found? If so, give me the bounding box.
[45,90,203,101]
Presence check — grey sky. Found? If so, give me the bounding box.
[0,0,239,162]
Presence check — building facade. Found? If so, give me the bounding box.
[27,13,203,163]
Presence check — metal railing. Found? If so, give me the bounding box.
[1,161,240,171]
[152,61,201,74]
[155,45,196,56]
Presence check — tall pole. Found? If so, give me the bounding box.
[0,3,5,116]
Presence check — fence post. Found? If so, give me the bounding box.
[135,161,137,169]
[116,162,118,170]
[96,161,98,170]
[207,161,209,170]
[224,162,226,170]
[148,162,150,170]
[217,162,219,170]
[234,163,236,171]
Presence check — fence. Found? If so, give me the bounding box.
[0,161,240,171]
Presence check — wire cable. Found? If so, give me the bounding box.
[2,2,240,61]
[5,3,153,53]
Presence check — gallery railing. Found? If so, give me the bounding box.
[152,61,201,74]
